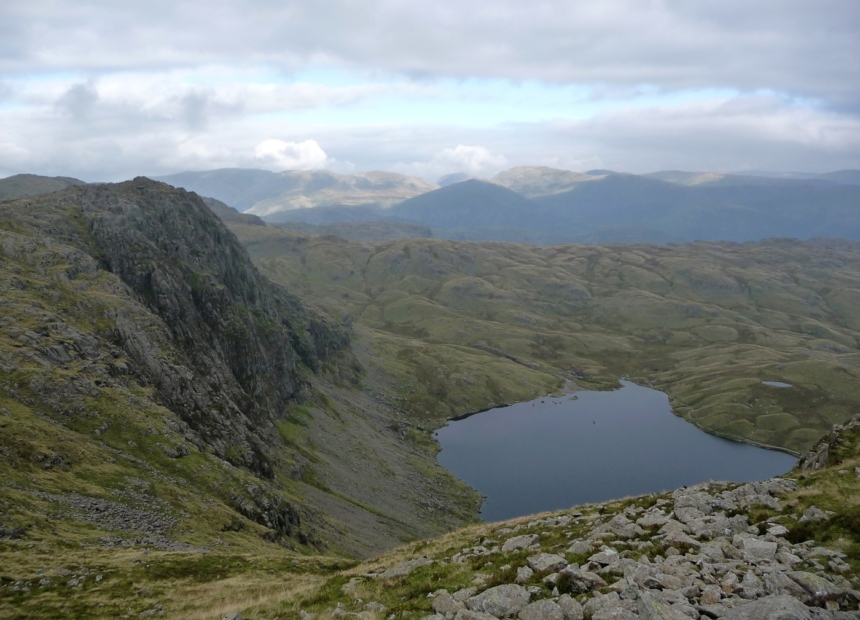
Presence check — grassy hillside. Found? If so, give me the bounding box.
[232,225,860,456]
[4,412,859,619]
[274,221,433,243]
[0,174,85,200]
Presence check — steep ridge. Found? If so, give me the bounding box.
[0,179,479,565]
[6,179,348,477]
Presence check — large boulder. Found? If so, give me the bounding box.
[720,595,812,619]
[378,557,433,579]
[637,591,689,620]
[503,535,540,552]
[518,600,565,620]
[466,584,531,618]
[433,590,466,616]
[527,553,568,573]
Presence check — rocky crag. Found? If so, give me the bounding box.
[3,178,349,466]
[0,179,478,568]
[291,415,860,620]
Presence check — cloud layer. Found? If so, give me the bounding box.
[0,1,858,181]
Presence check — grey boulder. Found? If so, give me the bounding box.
[721,595,812,619]
[466,584,531,618]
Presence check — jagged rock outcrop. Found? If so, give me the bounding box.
[0,178,351,479]
[799,414,860,471]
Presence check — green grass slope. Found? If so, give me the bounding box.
[233,225,860,456]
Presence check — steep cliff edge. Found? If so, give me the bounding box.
[4,178,349,478]
[0,179,478,564]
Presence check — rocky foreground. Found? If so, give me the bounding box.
[293,417,860,620]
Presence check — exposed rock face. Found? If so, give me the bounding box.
[799,414,860,471]
[88,181,349,472]
[18,179,349,478]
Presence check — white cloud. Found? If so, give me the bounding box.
[0,2,857,181]
[2,1,858,108]
[253,139,328,171]
[547,94,860,172]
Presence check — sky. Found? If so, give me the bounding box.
[1,0,859,182]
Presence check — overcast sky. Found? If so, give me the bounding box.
[1,0,859,181]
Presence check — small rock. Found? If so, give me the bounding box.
[527,553,567,573]
[556,594,583,620]
[377,557,433,579]
[516,567,534,584]
[518,599,565,620]
[799,506,831,523]
[587,548,620,566]
[503,534,541,553]
[566,540,593,556]
[453,588,478,602]
[466,584,531,618]
[740,538,777,562]
[455,611,497,620]
[637,590,688,620]
[433,591,465,616]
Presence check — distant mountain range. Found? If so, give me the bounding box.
[358,168,860,244]
[153,168,437,218]
[3,166,860,245]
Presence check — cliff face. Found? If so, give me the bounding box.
[0,177,479,557]
[4,178,349,478]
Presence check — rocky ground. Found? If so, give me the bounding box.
[288,416,860,620]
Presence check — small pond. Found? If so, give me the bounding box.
[762,381,793,388]
[435,380,797,522]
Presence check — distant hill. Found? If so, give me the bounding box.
[492,166,601,197]
[819,169,860,184]
[393,179,533,229]
[740,169,860,185]
[262,203,390,225]
[531,173,860,242]
[155,165,860,245]
[155,168,437,217]
[201,196,266,226]
[0,173,86,200]
[274,220,432,242]
[437,172,474,187]
[642,170,834,187]
[382,171,860,244]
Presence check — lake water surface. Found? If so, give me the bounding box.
[435,381,797,522]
